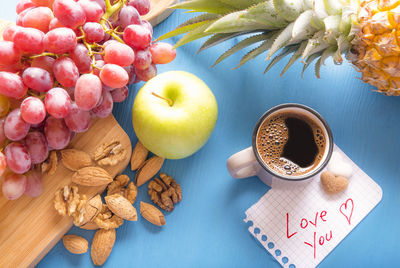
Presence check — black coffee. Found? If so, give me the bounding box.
[256,112,326,176]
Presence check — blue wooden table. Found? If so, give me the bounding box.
[2,3,399,267]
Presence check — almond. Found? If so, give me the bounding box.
[140,201,166,227]
[79,194,103,226]
[79,221,99,230]
[72,167,112,186]
[135,156,164,187]
[130,141,148,171]
[105,194,137,221]
[91,228,116,266]
[62,234,88,254]
[61,149,93,171]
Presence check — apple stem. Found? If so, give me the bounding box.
[152,92,173,106]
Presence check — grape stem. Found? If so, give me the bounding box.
[28,52,65,59]
[151,92,173,106]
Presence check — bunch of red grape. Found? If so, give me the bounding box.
[0,0,177,200]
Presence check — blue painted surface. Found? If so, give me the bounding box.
[2,3,400,267]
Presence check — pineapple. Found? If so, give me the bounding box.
[159,0,400,96]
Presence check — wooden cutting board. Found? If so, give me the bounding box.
[0,115,132,268]
[143,0,177,26]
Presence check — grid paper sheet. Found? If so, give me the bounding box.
[244,145,382,268]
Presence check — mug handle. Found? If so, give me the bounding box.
[227,147,259,179]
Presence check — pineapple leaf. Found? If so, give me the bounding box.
[217,0,264,10]
[174,22,214,48]
[323,0,342,15]
[302,0,313,9]
[239,1,289,28]
[280,41,307,76]
[333,35,350,64]
[315,57,322,78]
[291,10,317,43]
[313,0,329,19]
[320,46,336,65]
[273,0,304,21]
[206,11,275,33]
[198,32,248,52]
[267,22,294,59]
[302,31,330,59]
[177,13,220,28]
[237,37,276,68]
[264,45,298,74]
[212,33,272,67]
[171,0,236,14]
[157,20,213,41]
[301,52,322,78]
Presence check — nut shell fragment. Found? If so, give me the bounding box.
[135,156,164,187]
[63,235,88,254]
[105,194,137,221]
[130,141,148,171]
[61,149,93,171]
[91,229,116,266]
[140,201,166,226]
[42,150,58,175]
[72,167,113,186]
[80,194,103,226]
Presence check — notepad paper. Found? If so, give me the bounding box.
[244,145,382,268]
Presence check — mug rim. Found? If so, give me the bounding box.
[251,103,334,181]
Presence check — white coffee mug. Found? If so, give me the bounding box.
[226,104,334,188]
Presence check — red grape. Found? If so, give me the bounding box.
[53,57,79,87]
[16,7,34,26]
[100,64,129,88]
[53,0,86,29]
[93,59,104,77]
[5,142,32,174]
[89,0,105,11]
[0,72,28,99]
[2,173,27,200]
[22,67,53,92]
[119,6,141,29]
[70,44,92,73]
[142,20,153,35]
[92,89,113,118]
[44,27,77,54]
[135,63,157,82]
[111,86,129,103]
[3,25,22,41]
[24,170,43,197]
[16,0,36,14]
[75,73,102,111]
[25,131,49,164]
[13,27,45,54]
[82,22,104,42]
[64,102,91,132]
[20,97,46,124]
[128,0,150,15]
[133,49,152,70]
[31,56,55,75]
[44,117,70,149]
[45,87,71,118]
[4,109,30,141]
[0,152,6,177]
[123,24,152,49]
[78,0,104,22]
[0,41,22,65]
[49,17,64,30]
[22,7,54,33]
[104,42,135,67]
[150,42,177,64]
[123,65,136,85]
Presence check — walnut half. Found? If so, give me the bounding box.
[148,173,182,212]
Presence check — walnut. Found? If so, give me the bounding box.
[42,151,58,175]
[54,185,87,225]
[148,173,182,212]
[93,205,124,229]
[107,174,137,204]
[94,140,127,166]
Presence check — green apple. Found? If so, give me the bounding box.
[132,71,218,159]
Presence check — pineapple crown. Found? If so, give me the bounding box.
[159,0,361,77]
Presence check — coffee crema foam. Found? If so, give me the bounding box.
[256,112,326,176]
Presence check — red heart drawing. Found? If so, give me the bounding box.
[340,198,354,225]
